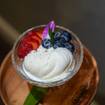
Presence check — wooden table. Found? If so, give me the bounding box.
[0,48,99,105]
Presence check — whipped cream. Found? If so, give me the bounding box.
[23,46,73,81]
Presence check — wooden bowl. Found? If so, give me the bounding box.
[0,48,99,105]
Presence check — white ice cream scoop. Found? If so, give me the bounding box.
[23,46,73,80]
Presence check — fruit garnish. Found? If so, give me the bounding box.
[53,41,62,49]
[62,42,75,53]
[42,21,75,53]
[42,39,52,49]
[54,32,61,41]
[17,28,43,58]
[54,31,75,52]
[61,31,72,42]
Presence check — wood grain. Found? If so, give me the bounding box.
[0,48,99,105]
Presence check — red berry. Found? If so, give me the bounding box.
[17,28,43,58]
[18,43,33,58]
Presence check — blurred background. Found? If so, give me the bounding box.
[0,0,105,104]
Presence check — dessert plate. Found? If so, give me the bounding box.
[0,48,99,105]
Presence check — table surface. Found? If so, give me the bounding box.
[0,48,99,105]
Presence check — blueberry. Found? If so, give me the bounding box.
[53,41,62,49]
[61,31,72,42]
[62,43,75,53]
[42,39,52,49]
[54,32,61,41]
[59,38,66,43]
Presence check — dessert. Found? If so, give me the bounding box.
[12,21,83,87]
[20,21,75,82]
[9,21,98,105]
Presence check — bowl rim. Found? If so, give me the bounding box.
[11,25,84,87]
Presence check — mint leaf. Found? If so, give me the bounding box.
[49,29,54,46]
[24,87,48,105]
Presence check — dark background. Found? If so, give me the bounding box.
[0,0,105,104]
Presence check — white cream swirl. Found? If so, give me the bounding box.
[23,46,73,80]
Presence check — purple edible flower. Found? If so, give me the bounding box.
[48,21,55,32]
[42,21,55,39]
[42,26,49,39]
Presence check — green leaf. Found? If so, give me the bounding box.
[49,29,54,46]
[24,86,48,105]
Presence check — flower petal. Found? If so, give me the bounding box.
[42,21,56,39]
[48,21,55,32]
[42,26,49,39]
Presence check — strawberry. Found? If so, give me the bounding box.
[18,43,33,58]
[17,28,43,58]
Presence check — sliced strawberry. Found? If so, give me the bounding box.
[17,28,44,58]
[18,43,33,58]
